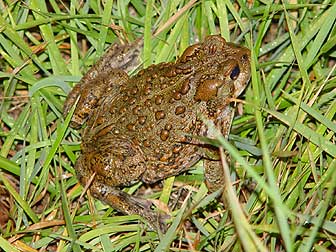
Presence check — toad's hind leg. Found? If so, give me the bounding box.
[74,140,168,232]
[87,179,168,232]
[63,69,129,129]
[63,40,143,126]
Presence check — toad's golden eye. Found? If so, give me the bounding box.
[230,65,240,80]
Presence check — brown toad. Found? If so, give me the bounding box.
[63,35,250,231]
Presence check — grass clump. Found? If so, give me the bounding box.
[0,1,335,251]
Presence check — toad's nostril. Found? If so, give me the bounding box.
[242,54,249,61]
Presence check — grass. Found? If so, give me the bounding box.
[0,0,336,251]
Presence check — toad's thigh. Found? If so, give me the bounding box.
[63,69,129,128]
[77,136,147,187]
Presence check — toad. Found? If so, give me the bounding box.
[63,35,251,231]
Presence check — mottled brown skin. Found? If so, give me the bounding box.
[64,35,250,231]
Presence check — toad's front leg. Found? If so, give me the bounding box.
[204,159,226,192]
[203,105,234,192]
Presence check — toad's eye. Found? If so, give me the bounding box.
[230,65,240,80]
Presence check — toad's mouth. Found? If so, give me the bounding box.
[233,76,250,97]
